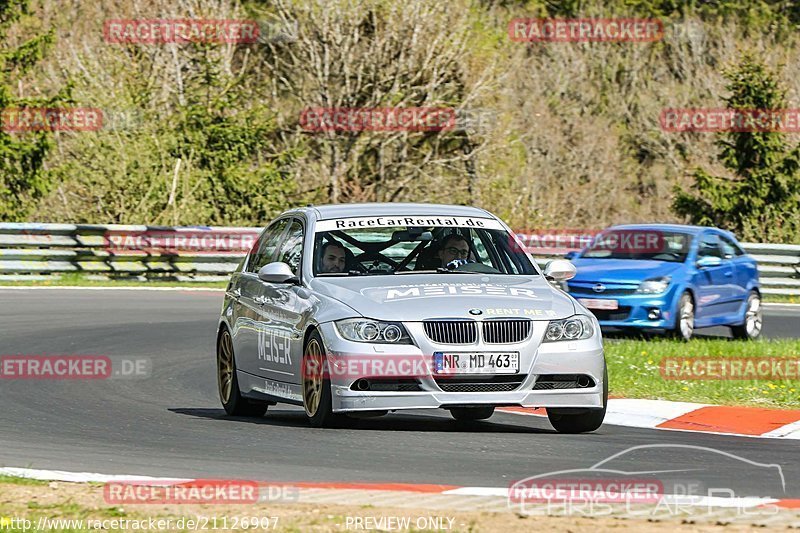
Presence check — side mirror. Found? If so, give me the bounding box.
[257,262,299,284]
[564,251,577,261]
[696,256,723,269]
[543,259,577,281]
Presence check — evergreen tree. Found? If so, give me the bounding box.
[672,54,800,242]
[0,0,65,220]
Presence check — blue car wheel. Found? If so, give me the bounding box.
[731,291,763,340]
[671,291,695,341]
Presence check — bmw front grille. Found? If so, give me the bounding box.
[482,319,531,343]
[422,319,532,344]
[423,320,478,344]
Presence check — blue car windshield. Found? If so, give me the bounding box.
[580,230,693,263]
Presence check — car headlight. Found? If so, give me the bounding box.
[543,315,594,342]
[636,276,671,294]
[335,319,413,344]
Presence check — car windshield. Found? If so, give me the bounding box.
[580,229,693,263]
[313,219,537,276]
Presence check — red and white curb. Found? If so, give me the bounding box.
[2,467,799,515]
[499,399,800,439]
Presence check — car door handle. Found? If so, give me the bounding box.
[253,295,268,306]
[724,272,733,277]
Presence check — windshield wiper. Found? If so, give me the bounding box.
[317,270,365,277]
[394,268,482,274]
[435,267,482,274]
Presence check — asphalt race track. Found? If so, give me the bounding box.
[1,289,799,499]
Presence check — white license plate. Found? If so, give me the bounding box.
[578,298,619,310]
[433,352,519,375]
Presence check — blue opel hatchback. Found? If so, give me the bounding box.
[564,224,762,340]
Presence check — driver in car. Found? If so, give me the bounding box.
[437,234,470,267]
[319,241,347,273]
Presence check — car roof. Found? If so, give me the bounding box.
[295,203,494,220]
[607,223,713,235]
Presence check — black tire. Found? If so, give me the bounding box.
[731,291,763,340]
[450,406,495,421]
[302,330,339,428]
[546,366,607,434]
[670,291,695,341]
[217,328,269,417]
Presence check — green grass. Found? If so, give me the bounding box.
[606,338,800,408]
[0,475,48,486]
[763,293,800,304]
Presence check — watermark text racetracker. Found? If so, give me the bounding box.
[0,355,151,380]
[304,353,530,380]
[300,107,456,132]
[661,357,800,380]
[509,18,664,42]
[105,228,259,254]
[512,228,664,254]
[660,108,800,132]
[1,107,142,132]
[103,18,298,44]
[103,480,298,505]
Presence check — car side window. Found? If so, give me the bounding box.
[276,220,304,276]
[719,235,744,258]
[697,233,722,259]
[247,219,288,273]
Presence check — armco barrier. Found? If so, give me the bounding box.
[0,223,261,283]
[0,224,797,295]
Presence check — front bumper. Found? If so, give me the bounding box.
[569,291,678,330]
[317,321,605,413]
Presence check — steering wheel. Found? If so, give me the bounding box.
[450,260,501,274]
[353,251,402,273]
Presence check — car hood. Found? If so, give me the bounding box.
[309,274,575,321]
[570,258,683,284]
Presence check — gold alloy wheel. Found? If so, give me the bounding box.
[303,339,324,417]
[218,330,234,403]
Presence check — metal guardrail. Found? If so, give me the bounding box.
[0,223,260,283]
[737,242,800,296]
[0,223,798,295]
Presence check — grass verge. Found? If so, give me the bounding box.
[606,338,800,408]
[0,475,48,486]
[763,293,799,304]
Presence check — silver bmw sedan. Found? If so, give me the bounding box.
[217,203,606,432]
